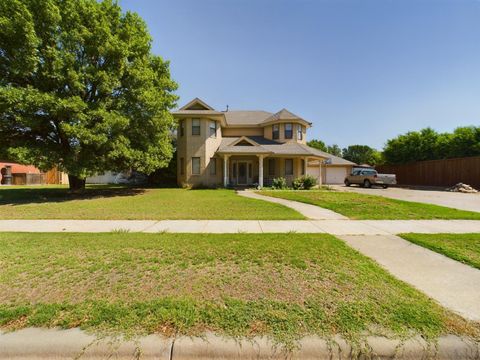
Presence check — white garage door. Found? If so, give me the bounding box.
[325,167,347,184]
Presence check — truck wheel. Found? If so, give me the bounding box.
[382,184,389,189]
[344,179,351,187]
[364,179,372,188]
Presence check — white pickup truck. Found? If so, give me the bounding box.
[344,168,397,189]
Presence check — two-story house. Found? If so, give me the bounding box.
[173,98,355,188]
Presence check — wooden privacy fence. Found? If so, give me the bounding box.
[376,156,480,189]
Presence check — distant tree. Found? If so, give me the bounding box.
[383,128,439,164]
[0,0,178,191]
[382,127,480,165]
[447,126,480,158]
[342,145,382,165]
[307,139,327,152]
[327,144,342,157]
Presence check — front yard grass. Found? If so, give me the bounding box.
[257,190,480,220]
[0,232,478,346]
[0,186,303,220]
[400,233,480,270]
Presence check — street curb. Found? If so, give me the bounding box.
[1,328,479,359]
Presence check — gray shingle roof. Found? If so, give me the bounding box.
[223,111,272,126]
[216,136,329,158]
[261,108,312,126]
[307,148,356,166]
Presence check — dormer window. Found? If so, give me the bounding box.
[192,119,200,135]
[285,123,293,139]
[272,124,279,140]
[209,121,217,138]
[297,124,303,140]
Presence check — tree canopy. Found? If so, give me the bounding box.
[383,127,480,165]
[0,0,178,190]
[307,139,342,157]
[342,145,382,166]
[307,139,327,152]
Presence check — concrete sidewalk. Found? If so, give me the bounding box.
[1,328,478,360]
[339,234,480,321]
[1,219,480,234]
[238,190,348,220]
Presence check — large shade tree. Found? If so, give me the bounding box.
[0,0,178,190]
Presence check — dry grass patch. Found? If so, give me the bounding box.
[0,232,478,346]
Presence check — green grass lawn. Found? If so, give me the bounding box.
[257,190,480,220]
[0,186,303,220]
[400,233,480,270]
[0,232,478,346]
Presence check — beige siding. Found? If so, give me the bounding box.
[222,127,263,137]
[177,117,223,187]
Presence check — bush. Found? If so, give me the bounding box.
[292,175,317,190]
[272,177,288,189]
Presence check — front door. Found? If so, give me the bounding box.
[238,162,247,185]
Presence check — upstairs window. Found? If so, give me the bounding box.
[297,124,303,140]
[209,121,217,138]
[285,123,293,139]
[179,120,185,136]
[285,159,293,175]
[272,124,279,140]
[192,119,200,135]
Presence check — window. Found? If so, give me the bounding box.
[272,124,279,140]
[285,123,293,139]
[285,159,293,175]
[180,157,184,175]
[192,119,200,135]
[209,121,217,138]
[192,157,200,175]
[297,124,302,140]
[248,163,252,178]
[210,157,216,175]
[179,120,185,137]
[301,159,305,175]
[268,158,275,176]
[232,163,237,177]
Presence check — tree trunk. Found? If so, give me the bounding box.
[68,174,86,192]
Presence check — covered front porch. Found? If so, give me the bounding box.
[221,154,323,188]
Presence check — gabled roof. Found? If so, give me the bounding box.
[179,97,214,111]
[216,136,328,158]
[173,98,313,128]
[261,108,312,127]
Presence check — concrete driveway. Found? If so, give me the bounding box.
[332,185,480,213]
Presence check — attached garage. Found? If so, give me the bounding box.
[325,166,349,184]
[307,153,356,185]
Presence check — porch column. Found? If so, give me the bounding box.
[223,155,230,187]
[318,159,323,187]
[258,154,264,188]
[304,157,308,176]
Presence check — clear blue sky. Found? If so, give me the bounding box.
[120,0,480,149]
